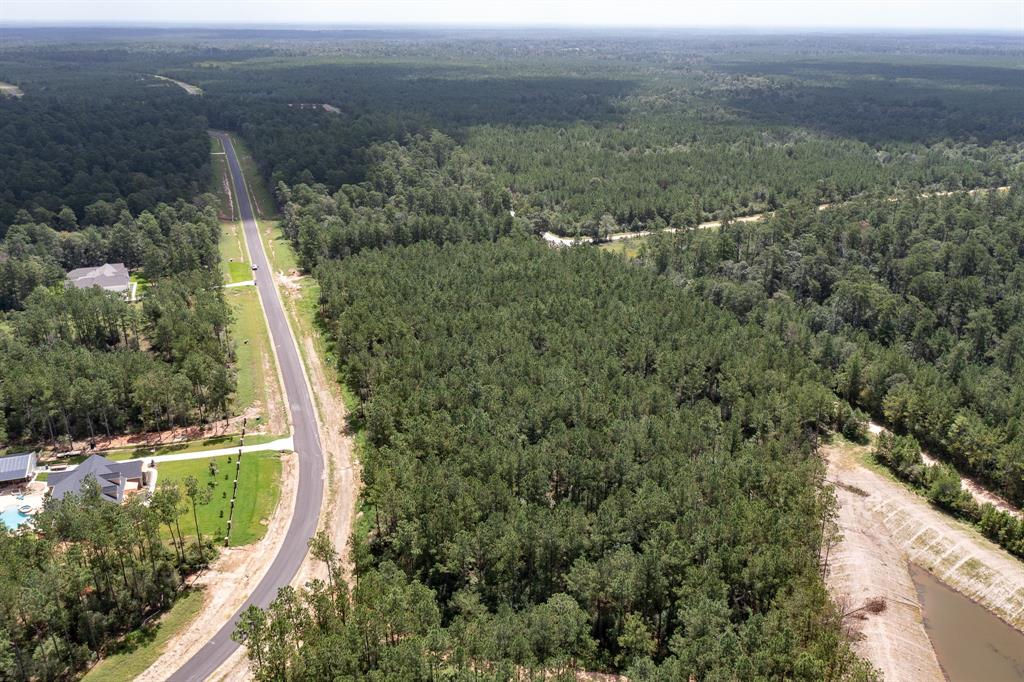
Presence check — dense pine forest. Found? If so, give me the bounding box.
[0,26,1022,681]
[641,188,1024,557]
[237,240,872,679]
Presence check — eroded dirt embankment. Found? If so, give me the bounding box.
[825,439,1024,681]
[826,444,945,681]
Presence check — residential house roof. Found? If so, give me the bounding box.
[47,455,144,503]
[0,452,36,483]
[65,263,130,293]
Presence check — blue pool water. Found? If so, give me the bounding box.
[0,505,28,530]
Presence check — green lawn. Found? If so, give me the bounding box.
[220,219,245,262]
[220,220,251,284]
[227,286,278,416]
[158,451,282,547]
[129,273,150,299]
[227,261,253,284]
[82,589,204,682]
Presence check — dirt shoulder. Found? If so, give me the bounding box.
[135,450,298,682]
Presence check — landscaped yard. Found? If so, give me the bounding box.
[157,451,282,547]
[82,589,204,682]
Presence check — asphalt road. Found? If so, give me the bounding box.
[167,133,324,681]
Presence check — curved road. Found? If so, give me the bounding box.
[168,132,324,681]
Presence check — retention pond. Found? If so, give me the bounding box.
[910,563,1024,681]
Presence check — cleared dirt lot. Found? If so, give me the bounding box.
[825,436,1024,681]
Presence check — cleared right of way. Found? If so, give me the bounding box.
[165,133,326,682]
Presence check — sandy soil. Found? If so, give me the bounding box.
[153,75,202,96]
[919,449,1021,519]
[868,421,1021,519]
[135,450,297,681]
[292,332,359,584]
[0,82,24,97]
[258,324,289,437]
[827,439,1024,642]
[825,443,945,681]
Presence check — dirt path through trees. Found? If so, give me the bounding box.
[867,421,1021,519]
[544,185,1011,246]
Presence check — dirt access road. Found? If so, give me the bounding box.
[543,185,1011,246]
[163,133,326,682]
[867,421,1021,519]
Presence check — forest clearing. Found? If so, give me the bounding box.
[826,436,1024,634]
[0,81,23,97]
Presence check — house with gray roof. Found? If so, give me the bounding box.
[65,263,130,295]
[47,455,148,503]
[0,452,37,483]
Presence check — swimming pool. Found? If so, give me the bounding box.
[0,505,29,530]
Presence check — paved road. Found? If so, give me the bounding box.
[167,133,324,681]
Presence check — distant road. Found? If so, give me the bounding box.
[167,133,324,681]
[543,185,1012,246]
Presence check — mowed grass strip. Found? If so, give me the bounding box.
[82,589,204,682]
[227,286,275,415]
[220,220,251,283]
[157,451,282,547]
[210,135,236,219]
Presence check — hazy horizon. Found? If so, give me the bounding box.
[2,0,1022,33]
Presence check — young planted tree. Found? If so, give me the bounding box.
[184,474,213,549]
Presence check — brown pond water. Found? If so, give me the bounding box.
[910,563,1024,681]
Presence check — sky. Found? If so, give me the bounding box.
[1,0,1022,32]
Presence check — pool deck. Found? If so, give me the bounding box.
[0,480,46,528]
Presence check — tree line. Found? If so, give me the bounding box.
[177,41,1020,239]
